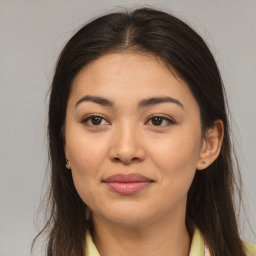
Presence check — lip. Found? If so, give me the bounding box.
[103,173,154,195]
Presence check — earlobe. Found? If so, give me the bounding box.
[196,120,224,170]
[65,159,71,169]
[64,146,71,169]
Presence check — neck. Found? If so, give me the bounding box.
[91,212,191,256]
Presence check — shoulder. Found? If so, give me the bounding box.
[243,241,256,256]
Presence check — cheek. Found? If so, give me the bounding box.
[65,128,109,175]
[67,138,106,208]
[148,127,202,188]
[64,130,109,199]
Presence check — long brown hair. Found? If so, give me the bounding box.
[34,7,247,256]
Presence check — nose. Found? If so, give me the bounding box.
[109,122,146,165]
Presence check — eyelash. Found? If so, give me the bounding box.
[146,115,176,127]
[80,114,176,127]
[81,114,110,127]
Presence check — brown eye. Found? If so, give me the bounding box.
[151,117,164,126]
[90,116,103,125]
[81,115,110,126]
[147,115,175,127]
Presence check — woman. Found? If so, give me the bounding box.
[35,7,256,256]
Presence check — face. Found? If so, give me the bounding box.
[64,53,204,227]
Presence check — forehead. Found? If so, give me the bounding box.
[73,52,177,86]
[70,53,198,111]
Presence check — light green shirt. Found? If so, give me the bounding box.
[85,228,256,256]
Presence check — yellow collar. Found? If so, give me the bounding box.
[85,228,256,256]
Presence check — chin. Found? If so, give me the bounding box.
[97,207,155,227]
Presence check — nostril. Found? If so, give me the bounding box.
[112,156,140,164]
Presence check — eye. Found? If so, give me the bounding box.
[146,115,175,127]
[81,114,110,126]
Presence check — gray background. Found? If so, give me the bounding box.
[0,0,255,255]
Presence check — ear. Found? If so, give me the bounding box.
[62,125,71,168]
[196,119,224,170]
[64,145,71,169]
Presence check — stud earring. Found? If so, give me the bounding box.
[202,160,206,164]
[65,159,70,166]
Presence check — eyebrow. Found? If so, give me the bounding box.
[75,95,184,109]
[138,97,184,109]
[75,95,114,108]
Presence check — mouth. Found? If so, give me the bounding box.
[103,173,154,195]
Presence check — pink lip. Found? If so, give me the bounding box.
[104,173,153,195]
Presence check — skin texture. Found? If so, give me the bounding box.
[64,53,224,256]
